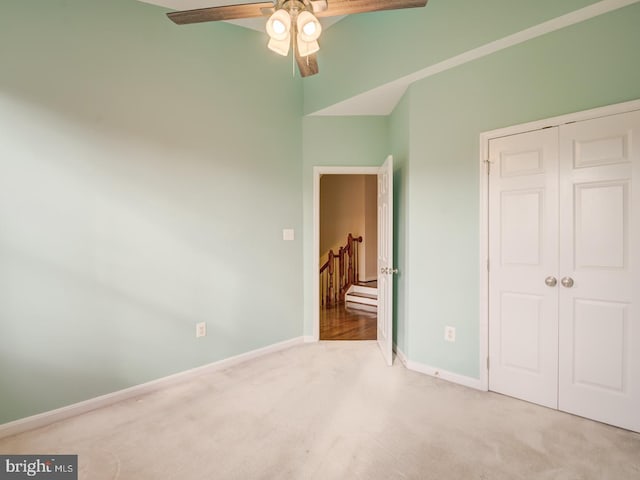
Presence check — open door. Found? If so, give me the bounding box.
[377,155,394,365]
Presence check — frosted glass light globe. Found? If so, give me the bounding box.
[302,21,316,36]
[272,19,286,35]
[297,11,321,43]
[266,10,291,42]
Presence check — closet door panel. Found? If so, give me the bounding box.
[488,128,559,409]
[558,110,640,432]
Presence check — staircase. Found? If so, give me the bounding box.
[320,233,362,307]
[319,234,379,312]
[345,283,378,313]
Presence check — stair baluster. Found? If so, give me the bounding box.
[319,233,363,307]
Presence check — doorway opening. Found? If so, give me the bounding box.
[313,158,394,364]
[312,166,379,342]
[319,174,378,340]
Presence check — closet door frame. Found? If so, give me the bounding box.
[478,98,640,392]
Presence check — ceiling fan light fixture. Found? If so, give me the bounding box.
[268,35,291,56]
[297,38,319,57]
[167,0,430,78]
[297,11,321,43]
[266,9,291,41]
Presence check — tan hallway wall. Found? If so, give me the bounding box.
[320,175,377,280]
[363,175,378,281]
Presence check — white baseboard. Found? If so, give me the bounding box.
[0,336,305,440]
[393,343,408,366]
[394,346,483,391]
[303,335,317,343]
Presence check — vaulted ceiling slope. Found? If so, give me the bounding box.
[302,0,640,115]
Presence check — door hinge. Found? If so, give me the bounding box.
[487,258,490,272]
[484,159,492,175]
[487,356,490,369]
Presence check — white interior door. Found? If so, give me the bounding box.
[377,155,394,366]
[557,110,640,432]
[488,129,560,408]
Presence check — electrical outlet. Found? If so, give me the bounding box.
[196,322,206,338]
[444,326,456,342]
[283,229,295,241]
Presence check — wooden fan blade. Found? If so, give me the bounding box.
[310,0,329,13]
[167,2,274,24]
[296,53,319,78]
[315,0,427,18]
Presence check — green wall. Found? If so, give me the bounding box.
[389,94,411,353]
[0,0,303,424]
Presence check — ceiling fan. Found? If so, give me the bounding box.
[166,0,428,77]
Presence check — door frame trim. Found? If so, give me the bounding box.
[478,98,640,391]
[312,166,380,341]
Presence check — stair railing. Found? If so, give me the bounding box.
[320,234,363,307]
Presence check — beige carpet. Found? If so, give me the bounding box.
[1,341,639,479]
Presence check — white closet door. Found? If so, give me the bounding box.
[488,128,560,409]
[558,110,640,432]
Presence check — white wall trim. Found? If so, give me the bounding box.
[478,136,490,392]
[312,166,380,341]
[0,336,305,440]
[480,99,640,142]
[478,98,640,395]
[310,0,640,116]
[395,347,483,391]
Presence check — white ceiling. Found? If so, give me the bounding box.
[137,0,345,32]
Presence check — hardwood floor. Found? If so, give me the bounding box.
[320,303,377,340]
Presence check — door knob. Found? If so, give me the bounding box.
[561,277,574,288]
[545,276,557,287]
[380,267,398,275]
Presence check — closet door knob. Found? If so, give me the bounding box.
[545,276,557,287]
[561,277,574,288]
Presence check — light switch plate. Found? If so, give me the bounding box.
[196,322,206,338]
[283,229,295,241]
[444,326,456,342]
